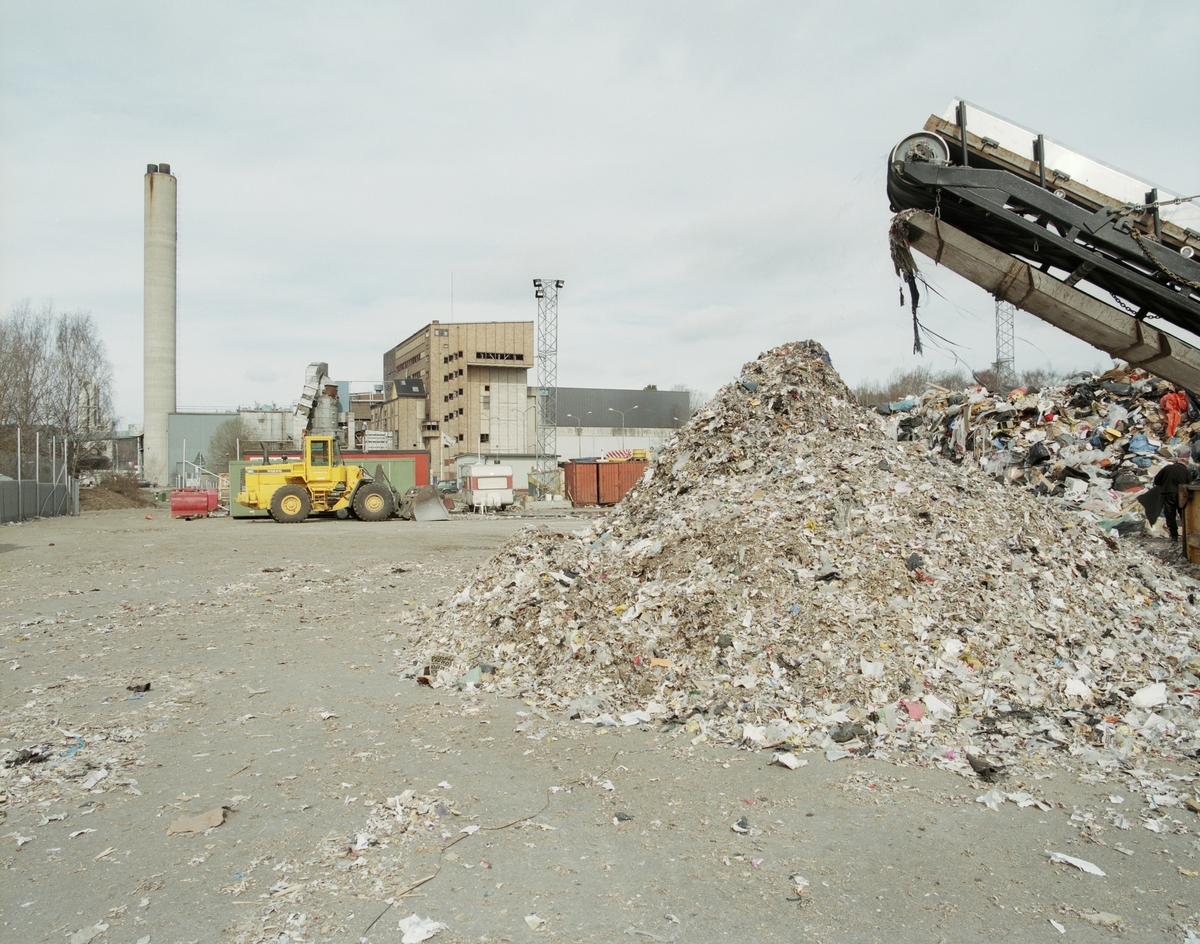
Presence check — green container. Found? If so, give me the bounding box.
[355,457,418,497]
[228,461,270,518]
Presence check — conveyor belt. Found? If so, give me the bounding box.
[897,209,1200,394]
[887,107,1200,355]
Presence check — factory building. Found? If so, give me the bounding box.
[380,321,536,482]
[373,320,691,488]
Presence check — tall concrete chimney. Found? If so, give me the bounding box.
[143,163,176,486]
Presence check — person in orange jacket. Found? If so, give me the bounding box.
[1161,391,1189,439]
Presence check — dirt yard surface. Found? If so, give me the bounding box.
[78,487,158,512]
[1,509,1198,943]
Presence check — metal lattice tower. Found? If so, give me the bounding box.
[532,279,563,497]
[994,298,1016,391]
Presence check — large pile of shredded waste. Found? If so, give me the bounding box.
[399,342,1200,777]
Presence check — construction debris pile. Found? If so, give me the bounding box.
[399,342,1200,779]
[873,366,1198,533]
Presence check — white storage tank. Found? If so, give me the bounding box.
[462,462,514,510]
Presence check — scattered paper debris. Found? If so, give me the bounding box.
[1131,682,1167,709]
[398,913,448,944]
[80,768,108,790]
[69,923,108,944]
[167,808,227,836]
[1046,850,1105,876]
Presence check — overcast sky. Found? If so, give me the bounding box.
[2,2,1197,424]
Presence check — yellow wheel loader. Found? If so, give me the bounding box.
[235,436,395,523]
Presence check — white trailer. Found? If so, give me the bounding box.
[462,462,514,510]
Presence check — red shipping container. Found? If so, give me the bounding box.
[564,462,599,505]
[617,461,647,496]
[595,460,648,505]
[597,463,621,504]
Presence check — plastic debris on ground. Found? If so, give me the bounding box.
[395,340,1200,784]
[398,913,448,943]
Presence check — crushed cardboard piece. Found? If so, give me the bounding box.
[167,807,227,835]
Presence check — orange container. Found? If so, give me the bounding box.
[564,462,599,505]
[598,463,621,504]
[617,461,646,496]
[595,460,648,505]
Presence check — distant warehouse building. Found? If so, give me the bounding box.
[551,387,689,460]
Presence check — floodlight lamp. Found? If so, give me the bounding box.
[555,280,564,289]
[535,288,544,298]
[533,279,543,288]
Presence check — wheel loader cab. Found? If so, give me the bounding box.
[305,437,338,484]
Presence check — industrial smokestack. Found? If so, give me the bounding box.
[143,163,177,486]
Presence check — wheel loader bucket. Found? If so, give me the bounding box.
[399,485,450,521]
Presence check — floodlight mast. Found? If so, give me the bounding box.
[532,278,563,498]
[994,299,1016,392]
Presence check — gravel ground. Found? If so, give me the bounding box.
[1,509,1198,943]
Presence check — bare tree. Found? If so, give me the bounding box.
[853,365,971,405]
[854,362,1082,404]
[0,301,115,473]
[208,416,255,473]
[0,301,54,431]
[670,384,710,415]
[47,310,115,437]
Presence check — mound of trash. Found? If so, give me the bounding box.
[873,365,1197,534]
[400,342,1200,776]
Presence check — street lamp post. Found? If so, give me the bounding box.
[608,405,637,449]
[517,405,538,454]
[565,412,592,459]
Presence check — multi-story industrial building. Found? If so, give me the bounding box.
[378,321,536,481]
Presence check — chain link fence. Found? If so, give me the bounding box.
[0,430,79,523]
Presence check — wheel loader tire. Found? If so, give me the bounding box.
[270,485,310,523]
[353,483,393,522]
